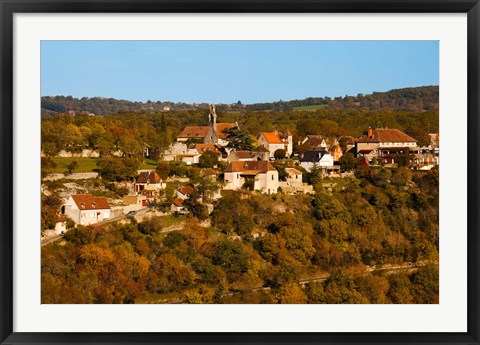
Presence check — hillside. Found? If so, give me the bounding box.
[41,86,439,117]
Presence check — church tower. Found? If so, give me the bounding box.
[205,104,219,144]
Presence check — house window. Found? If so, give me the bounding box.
[272,175,274,180]
[237,174,240,179]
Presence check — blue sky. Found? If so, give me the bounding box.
[41,41,438,104]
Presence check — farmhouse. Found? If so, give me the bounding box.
[224,161,279,194]
[62,194,111,225]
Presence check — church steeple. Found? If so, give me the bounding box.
[209,104,217,131]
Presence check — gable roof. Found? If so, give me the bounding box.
[178,186,194,196]
[225,161,277,173]
[177,123,237,140]
[303,135,327,149]
[177,126,210,139]
[216,123,237,139]
[260,132,283,144]
[172,198,184,207]
[71,194,110,210]
[357,128,417,143]
[285,167,302,175]
[194,143,222,155]
[255,146,270,153]
[235,151,254,159]
[300,150,330,163]
[136,171,162,184]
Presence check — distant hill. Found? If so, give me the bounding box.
[41,86,438,117]
[245,86,439,112]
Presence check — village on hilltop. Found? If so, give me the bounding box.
[41,104,439,239]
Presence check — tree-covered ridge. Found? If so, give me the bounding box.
[41,86,438,117]
[41,106,438,158]
[42,168,439,304]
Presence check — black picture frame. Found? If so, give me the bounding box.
[1,1,479,344]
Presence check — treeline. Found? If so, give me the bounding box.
[41,106,438,157]
[243,86,438,112]
[41,86,438,117]
[42,168,439,304]
[41,96,194,117]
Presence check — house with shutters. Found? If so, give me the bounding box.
[257,130,293,158]
[224,161,279,194]
[356,127,418,163]
[62,194,111,225]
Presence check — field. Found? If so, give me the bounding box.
[293,104,327,111]
[51,157,100,173]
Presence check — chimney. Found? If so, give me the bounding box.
[368,126,373,138]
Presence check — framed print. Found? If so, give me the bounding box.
[1,0,479,344]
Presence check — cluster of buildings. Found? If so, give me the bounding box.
[58,105,439,228]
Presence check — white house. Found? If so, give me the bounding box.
[257,130,293,158]
[300,150,334,172]
[285,168,303,187]
[63,194,111,225]
[224,161,279,194]
[135,171,165,198]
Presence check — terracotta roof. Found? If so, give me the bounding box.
[136,171,162,184]
[304,135,327,149]
[260,132,283,144]
[177,126,209,138]
[225,161,277,173]
[172,198,184,207]
[285,168,302,175]
[195,143,221,155]
[255,146,270,153]
[357,128,417,143]
[177,123,237,140]
[235,151,253,159]
[178,186,194,196]
[240,170,260,176]
[71,194,110,210]
[216,123,237,139]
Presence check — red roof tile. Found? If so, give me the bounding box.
[225,161,277,173]
[71,194,110,210]
[260,132,283,144]
[172,198,184,207]
[357,128,416,143]
[178,186,194,196]
[136,171,162,184]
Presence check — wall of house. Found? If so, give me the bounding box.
[319,154,334,167]
[256,170,279,194]
[378,141,417,148]
[78,209,110,225]
[224,172,243,190]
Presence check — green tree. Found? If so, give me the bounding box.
[339,152,357,171]
[221,127,254,151]
[198,151,219,168]
[274,149,286,160]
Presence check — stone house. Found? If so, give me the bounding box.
[299,150,334,172]
[257,130,293,158]
[224,161,279,194]
[62,194,111,225]
[135,171,165,199]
